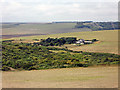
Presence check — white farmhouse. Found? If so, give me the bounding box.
[76,39,93,44]
[76,39,85,44]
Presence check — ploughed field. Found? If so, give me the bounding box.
[2,66,118,88]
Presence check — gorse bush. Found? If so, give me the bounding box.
[2,42,120,71]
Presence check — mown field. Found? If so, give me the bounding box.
[2,66,118,88]
[11,30,119,54]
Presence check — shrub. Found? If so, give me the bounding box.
[2,66,11,71]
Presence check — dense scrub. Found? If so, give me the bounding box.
[2,42,120,71]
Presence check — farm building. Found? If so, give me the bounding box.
[76,39,85,44]
[84,41,93,44]
[76,39,93,44]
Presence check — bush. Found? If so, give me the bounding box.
[2,66,11,71]
[2,42,120,71]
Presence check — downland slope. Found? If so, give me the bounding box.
[2,25,119,88]
[11,30,119,54]
[2,23,91,38]
[2,22,119,36]
[2,66,118,88]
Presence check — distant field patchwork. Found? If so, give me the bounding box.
[2,23,91,36]
[2,23,119,54]
[12,30,119,54]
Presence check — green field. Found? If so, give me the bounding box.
[2,66,118,88]
[11,30,119,54]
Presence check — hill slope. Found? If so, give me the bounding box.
[12,30,119,54]
[75,22,119,30]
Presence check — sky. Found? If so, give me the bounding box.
[0,0,119,22]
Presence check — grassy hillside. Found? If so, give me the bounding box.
[2,22,119,36]
[2,66,118,88]
[75,22,119,30]
[11,30,119,54]
[2,23,91,36]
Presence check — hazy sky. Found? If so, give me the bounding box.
[0,0,119,22]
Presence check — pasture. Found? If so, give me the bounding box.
[2,66,118,88]
[11,30,119,54]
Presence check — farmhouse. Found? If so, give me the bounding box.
[76,39,85,44]
[76,39,93,44]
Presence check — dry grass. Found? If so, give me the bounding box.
[2,66,118,88]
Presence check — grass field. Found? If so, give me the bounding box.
[11,30,119,54]
[2,66,118,88]
[2,23,91,35]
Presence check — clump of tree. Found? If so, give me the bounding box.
[34,37,77,46]
[2,42,120,71]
